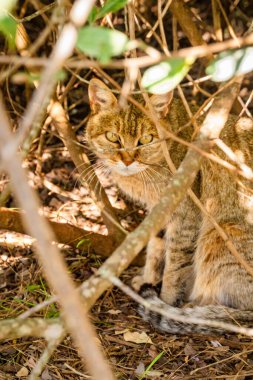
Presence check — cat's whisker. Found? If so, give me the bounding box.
[143,170,160,200]
[78,164,104,187]
[140,171,149,198]
[146,167,169,183]
[139,159,171,174]
[83,171,100,192]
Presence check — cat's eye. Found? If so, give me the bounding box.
[105,131,119,143]
[139,134,153,145]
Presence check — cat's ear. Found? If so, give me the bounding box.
[88,78,117,113]
[149,91,174,118]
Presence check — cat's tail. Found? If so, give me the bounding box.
[138,286,253,335]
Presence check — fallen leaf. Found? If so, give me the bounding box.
[184,343,196,356]
[107,309,121,315]
[148,345,159,359]
[114,328,129,335]
[145,370,163,377]
[135,362,145,376]
[123,331,153,344]
[16,367,29,377]
[24,356,36,368]
[210,340,222,348]
[42,368,52,380]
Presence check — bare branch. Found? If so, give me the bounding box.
[0,93,115,380]
[10,0,95,155]
[0,33,253,70]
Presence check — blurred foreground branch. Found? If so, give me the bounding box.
[0,32,253,70]
[0,93,115,380]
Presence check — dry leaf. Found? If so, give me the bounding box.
[42,368,52,380]
[145,370,163,377]
[123,331,153,344]
[184,343,196,356]
[107,309,121,315]
[135,362,145,376]
[16,367,29,377]
[114,328,129,335]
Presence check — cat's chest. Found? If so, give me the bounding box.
[112,171,168,209]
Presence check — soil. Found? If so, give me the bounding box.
[1,0,253,378]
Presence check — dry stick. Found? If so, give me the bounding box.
[1,32,253,70]
[0,207,134,262]
[0,76,115,380]
[10,0,94,154]
[146,0,172,39]
[0,10,56,83]
[28,337,63,380]
[146,3,253,276]
[1,15,121,237]
[157,0,170,55]
[169,0,208,48]
[212,0,223,42]
[50,100,126,240]
[144,18,253,277]
[171,2,253,174]
[216,0,240,45]
[0,81,250,341]
[108,275,253,337]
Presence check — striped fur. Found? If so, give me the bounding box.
[86,78,253,334]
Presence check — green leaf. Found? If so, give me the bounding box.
[0,14,16,47]
[141,57,195,94]
[139,351,164,380]
[26,284,41,292]
[45,304,59,318]
[88,6,98,23]
[77,26,128,63]
[206,47,253,82]
[76,238,91,249]
[95,0,128,20]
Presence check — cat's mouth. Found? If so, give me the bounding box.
[110,160,147,176]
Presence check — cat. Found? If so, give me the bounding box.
[86,77,253,334]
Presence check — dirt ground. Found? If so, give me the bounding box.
[1,143,253,379]
[1,0,253,378]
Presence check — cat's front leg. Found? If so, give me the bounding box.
[132,236,164,291]
[160,198,200,305]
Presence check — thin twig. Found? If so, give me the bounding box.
[107,275,253,336]
[28,336,62,380]
[0,32,253,70]
[0,73,115,380]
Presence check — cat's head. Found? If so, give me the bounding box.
[86,78,173,177]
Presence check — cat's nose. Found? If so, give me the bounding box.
[121,152,134,166]
[123,159,133,166]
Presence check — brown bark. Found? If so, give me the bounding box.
[0,207,145,265]
[50,100,126,243]
[169,0,212,63]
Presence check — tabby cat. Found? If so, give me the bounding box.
[86,77,253,334]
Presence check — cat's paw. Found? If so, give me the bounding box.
[139,283,160,298]
[132,275,146,291]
